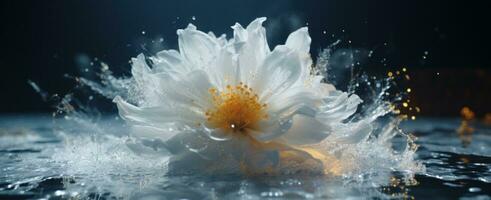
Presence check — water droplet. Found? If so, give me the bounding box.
[469,187,481,192]
[141,30,146,35]
[54,190,66,196]
[191,16,196,20]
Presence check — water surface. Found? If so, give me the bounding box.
[1,115,490,199]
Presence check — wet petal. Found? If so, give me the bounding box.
[157,70,215,109]
[130,54,168,105]
[206,48,240,89]
[249,116,293,142]
[151,49,194,78]
[252,46,302,101]
[177,24,219,68]
[130,124,177,141]
[317,91,362,122]
[114,96,202,129]
[285,27,311,53]
[277,115,331,145]
[232,17,270,84]
[267,89,319,118]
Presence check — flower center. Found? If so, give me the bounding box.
[206,83,268,134]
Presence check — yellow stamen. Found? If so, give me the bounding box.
[206,84,267,134]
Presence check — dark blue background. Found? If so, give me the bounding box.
[1,0,490,115]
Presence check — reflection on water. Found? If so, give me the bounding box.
[458,107,475,147]
[1,115,490,199]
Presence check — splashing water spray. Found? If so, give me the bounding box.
[24,17,424,199]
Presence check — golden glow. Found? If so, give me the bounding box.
[460,106,475,121]
[206,83,267,134]
[484,113,491,125]
[458,106,475,147]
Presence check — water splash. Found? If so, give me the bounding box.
[11,36,427,199]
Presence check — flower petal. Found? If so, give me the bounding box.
[207,31,228,47]
[252,46,302,101]
[285,27,311,54]
[277,114,331,145]
[232,17,270,84]
[206,48,240,89]
[157,70,215,109]
[177,24,219,68]
[151,49,194,78]
[317,90,362,122]
[130,124,177,141]
[285,27,313,88]
[113,96,203,129]
[164,129,247,163]
[249,116,293,142]
[267,89,319,118]
[130,54,167,106]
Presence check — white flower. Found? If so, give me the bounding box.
[114,18,363,174]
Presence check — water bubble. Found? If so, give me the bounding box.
[141,30,146,35]
[191,16,196,20]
